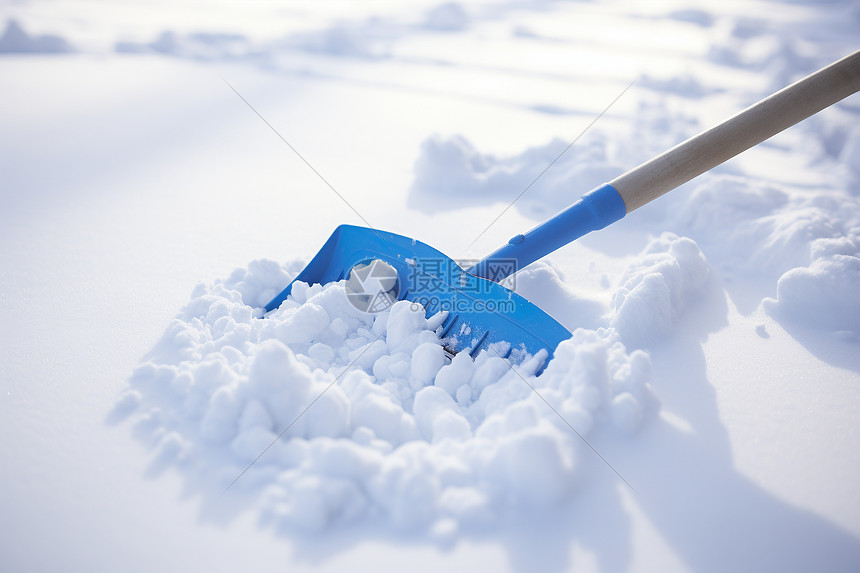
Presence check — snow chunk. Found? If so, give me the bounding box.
[414,386,458,440]
[764,255,860,333]
[611,233,710,347]
[411,342,447,385]
[435,350,474,397]
[386,300,432,353]
[274,302,330,346]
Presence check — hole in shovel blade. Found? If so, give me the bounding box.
[344,259,401,314]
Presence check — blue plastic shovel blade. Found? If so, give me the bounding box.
[264,225,572,366]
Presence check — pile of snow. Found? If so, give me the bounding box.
[671,176,859,276]
[410,129,858,335]
[409,133,624,220]
[421,3,470,32]
[115,31,255,60]
[0,19,73,54]
[408,101,698,220]
[764,255,860,333]
[119,258,660,535]
[668,175,860,333]
[284,19,399,59]
[611,233,711,348]
[112,9,464,63]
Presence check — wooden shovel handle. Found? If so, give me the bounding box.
[611,49,860,212]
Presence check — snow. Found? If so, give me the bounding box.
[0,19,73,53]
[2,0,860,571]
[611,233,711,347]
[122,270,656,533]
[764,255,860,332]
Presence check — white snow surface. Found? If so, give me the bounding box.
[3,0,860,571]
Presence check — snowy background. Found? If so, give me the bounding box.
[1,0,859,571]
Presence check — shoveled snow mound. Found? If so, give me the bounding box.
[408,101,698,220]
[421,3,470,32]
[764,255,860,333]
[118,258,659,535]
[671,175,860,332]
[504,234,713,348]
[411,128,858,335]
[0,19,73,53]
[671,175,860,277]
[115,30,253,60]
[408,133,623,220]
[611,233,711,348]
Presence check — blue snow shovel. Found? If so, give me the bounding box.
[265,49,860,367]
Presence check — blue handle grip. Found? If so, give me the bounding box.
[467,183,627,281]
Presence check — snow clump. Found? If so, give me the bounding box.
[611,233,711,347]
